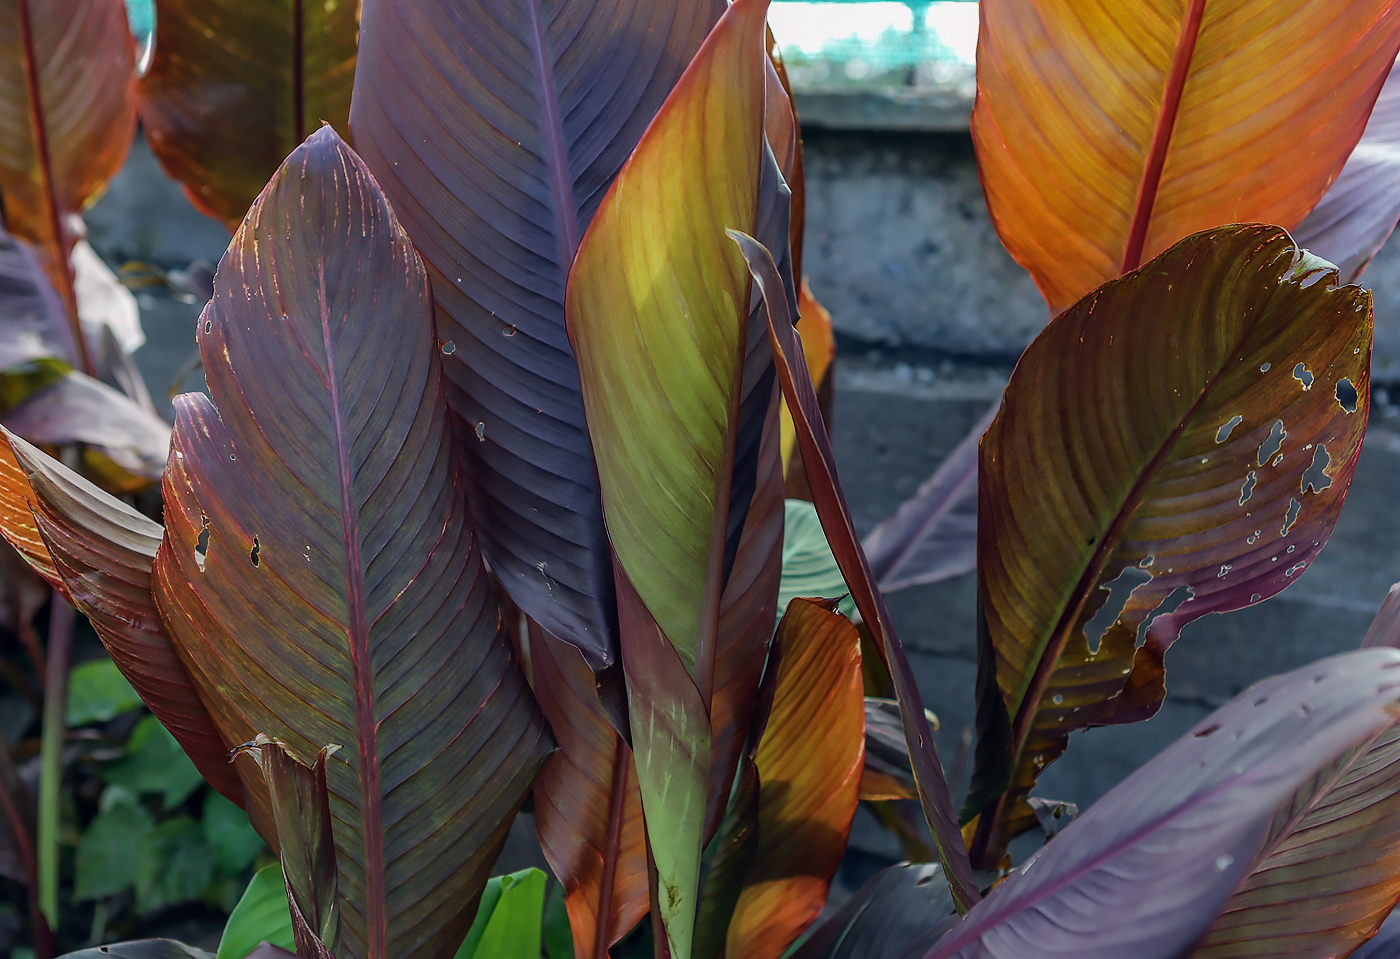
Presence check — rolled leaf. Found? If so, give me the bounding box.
[0,0,136,361]
[1363,583,1400,650]
[707,387,784,837]
[1295,56,1400,284]
[350,0,726,662]
[863,400,996,594]
[0,430,245,809]
[234,736,339,959]
[779,281,834,476]
[969,225,1370,864]
[150,128,550,959]
[531,625,648,959]
[922,649,1400,959]
[729,229,981,912]
[789,862,956,959]
[724,598,863,959]
[565,0,769,952]
[140,0,358,230]
[973,0,1400,313]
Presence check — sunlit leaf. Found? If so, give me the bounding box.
[973,0,1400,313]
[454,868,547,959]
[725,598,863,959]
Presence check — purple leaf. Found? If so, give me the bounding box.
[1295,56,1400,283]
[923,649,1400,959]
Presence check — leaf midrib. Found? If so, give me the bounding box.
[1120,0,1208,273]
[523,0,581,281]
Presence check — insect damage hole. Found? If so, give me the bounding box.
[1258,420,1286,466]
[1239,471,1257,505]
[249,536,261,568]
[1281,497,1302,536]
[195,515,211,573]
[1301,445,1332,494]
[1136,585,1194,648]
[1215,415,1243,443]
[1336,378,1359,413]
[1084,567,1152,654]
[1293,362,1314,390]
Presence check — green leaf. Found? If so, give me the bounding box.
[203,792,264,876]
[66,657,143,726]
[134,816,214,914]
[216,863,295,959]
[106,715,206,810]
[73,788,154,901]
[454,869,546,959]
[779,500,853,619]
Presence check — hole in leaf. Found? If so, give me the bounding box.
[1239,471,1257,504]
[441,340,456,355]
[1194,724,1220,738]
[1301,445,1331,494]
[475,421,486,441]
[1216,415,1243,443]
[1286,561,1307,577]
[195,515,210,573]
[1260,362,1271,372]
[1139,555,1154,568]
[1258,420,1285,466]
[1084,566,1152,654]
[1136,585,1194,647]
[250,536,261,568]
[1336,378,1358,413]
[1282,498,1301,535]
[1293,363,1314,390]
[203,319,211,334]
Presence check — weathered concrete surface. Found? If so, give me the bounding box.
[802,127,1400,375]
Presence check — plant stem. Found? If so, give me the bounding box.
[38,592,74,931]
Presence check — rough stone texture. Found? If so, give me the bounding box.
[803,127,1400,376]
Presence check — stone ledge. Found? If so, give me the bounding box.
[794,87,974,132]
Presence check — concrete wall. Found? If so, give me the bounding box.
[801,126,1400,377]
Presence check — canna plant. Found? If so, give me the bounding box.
[13,0,1400,958]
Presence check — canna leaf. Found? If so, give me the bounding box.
[564,0,770,952]
[0,430,245,809]
[778,499,852,619]
[729,229,981,912]
[725,598,864,959]
[150,128,550,959]
[57,943,218,959]
[968,226,1371,864]
[235,737,339,959]
[531,625,648,959]
[863,401,996,594]
[922,650,1400,959]
[1187,723,1400,957]
[788,862,956,959]
[1295,55,1400,284]
[1363,583,1400,650]
[0,0,136,363]
[141,0,358,231]
[973,0,1400,313]
[779,281,835,476]
[350,0,727,663]
[707,388,785,837]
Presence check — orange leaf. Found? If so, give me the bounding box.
[724,598,864,959]
[974,0,1400,313]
